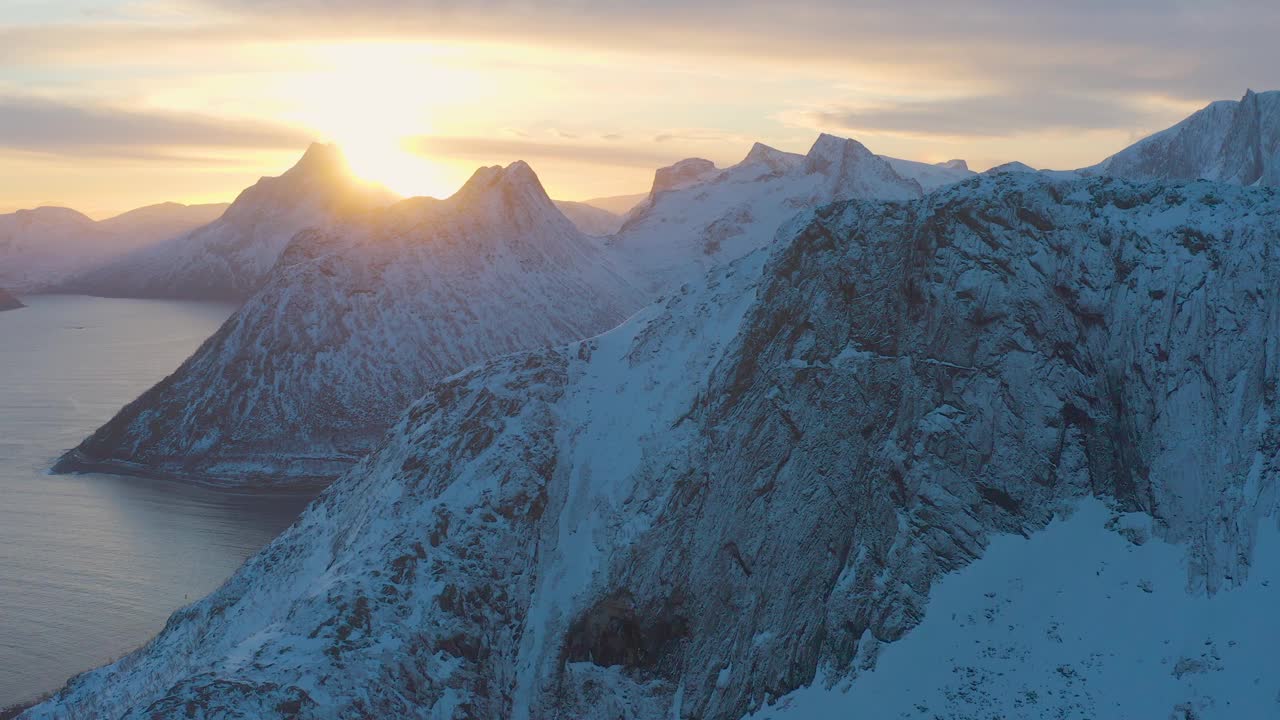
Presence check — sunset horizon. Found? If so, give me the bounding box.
[5,2,1276,216]
[4,3,1280,718]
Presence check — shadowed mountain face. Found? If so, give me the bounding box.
[1088,89,1280,186]
[29,173,1280,719]
[59,144,397,302]
[54,161,645,488]
[0,203,224,292]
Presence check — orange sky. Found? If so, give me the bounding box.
[2,1,1274,217]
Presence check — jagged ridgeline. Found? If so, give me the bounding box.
[1086,89,1280,186]
[52,133,943,489]
[57,144,398,301]
[54,161,645,487]
[27,173,1280,718]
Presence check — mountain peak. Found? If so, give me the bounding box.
[651,158,719,195]
[938,159,970,171]
[986,161,1037,174]
[457,160,550,200]
[740,142,805,173]
[449,161,564,225]
[14,206,95,225]
[805,133,875,173]
[285,142,350,179]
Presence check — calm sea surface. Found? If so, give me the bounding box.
[0,295,314,708]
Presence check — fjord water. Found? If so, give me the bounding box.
[0,296,314,708]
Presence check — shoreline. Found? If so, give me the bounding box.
[51,449,339,496]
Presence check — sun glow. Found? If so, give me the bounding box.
[339,136,460,199]
[280,43,490,199]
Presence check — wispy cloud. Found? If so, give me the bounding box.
[0,95,313,157]
[407,135,683,169]
[781,92,1178,139]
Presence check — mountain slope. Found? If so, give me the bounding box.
[552,200,624,235]
[1087,89,1280,185]
[882,156,974,190]
[95,202,228,244]
[610,133,922,291]
[0,207,101,291]
[54,161,645,487]
[60,144,397,301]
[0,203,226,291]
[580,192,648,216]
[28,174,1280,719]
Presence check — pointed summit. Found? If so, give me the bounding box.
[458,160,547,197]
[59,142,397,301]
[803,133,923,200]
[452,160,563,225]
[804,133,875,173]
[287,142,349,178]
[1084,89,1280,186]
[740,143,805,173]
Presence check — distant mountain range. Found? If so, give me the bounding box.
[30,170,1280,720]
[610,134,928,291]
[24,90,1280,720]
[55,161,645,487]
[55,133,940,488]
[0,202,225,291]
[57,144,397,301]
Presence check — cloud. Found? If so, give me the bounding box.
[784,92,1177,139]
[0,96,313,157]
[407,135,683,169]
[7,1,1277,105]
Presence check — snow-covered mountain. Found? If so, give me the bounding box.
[0,287,22,311]
[610,133,923,290]
[60,144,397,301]
[0,202,223,292]
[1086,89,1280,186]
[552,200,625,235]
[29,172,1280,719]
[95,201,229,245]
[883,155,974,190]
[580,192,648,216]
[53,161,645,487]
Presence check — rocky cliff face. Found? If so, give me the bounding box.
[1088,89,1280,186]
[28,173,1280,719]
[61,144,396,301]
[54,161,644,487]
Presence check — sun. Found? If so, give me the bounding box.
[339,136,459,199]
[282,43,482,199]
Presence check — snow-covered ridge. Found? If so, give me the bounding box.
[1086,89,1280,186]
[53,160,645,488]
[611,133,924,291]
[0,202,225,292]
[28,173,1280,719]
[59,144,397,301]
